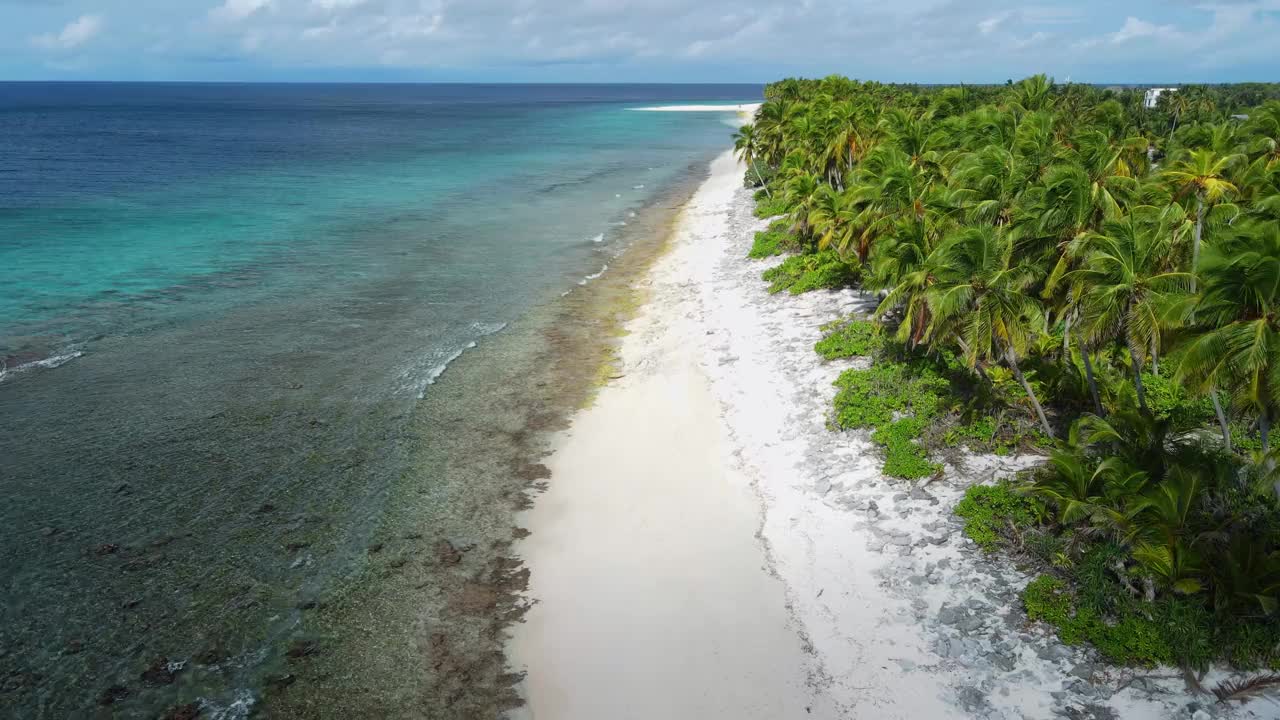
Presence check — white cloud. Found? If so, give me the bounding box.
[312,0,368,8]
[210,0,273,22]
[977,13,1009,35]
[1110,16,1183,44]
[31,15,103,50]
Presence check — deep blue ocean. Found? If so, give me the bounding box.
[0,83,758,718]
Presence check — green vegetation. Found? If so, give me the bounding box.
[760,250,859,294]
[748,219,799,258]
[955,482,1041,551]
[752,194,790,219]
[741,73,1280,670]
[814,319,879,359]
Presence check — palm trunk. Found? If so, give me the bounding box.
[1128,342,1149,412]
[1007,348,1054,439]
[1168,110,1180,145]
[1192,193,1205,293]
[752,162,771,199]
[1150,337,1159,377]
[1080,338,1104,416]
[1211,388,1231,452]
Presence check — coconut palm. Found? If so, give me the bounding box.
[1073,211,1192,411]
[1161,149,1241,291]
[733,123,771,199]
[925,226,1055,437]
[1180,223,1280,461]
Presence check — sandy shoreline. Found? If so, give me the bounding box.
[508,150,827,719]
[507,149,1276,719]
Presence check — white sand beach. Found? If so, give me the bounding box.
[507,150,830,720]
[508,148,1277,720]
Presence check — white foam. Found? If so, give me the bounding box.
[578,264,608,285]
[403,322,510,398]
[630,103,761,114]
[206,689,256,720]
[591,233,605,243]
[0,350,84,384]
[633,184,645,190]
[469,321,509,337]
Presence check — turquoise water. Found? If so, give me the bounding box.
[0,83,757,717]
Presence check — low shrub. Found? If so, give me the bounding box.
[955,482,1040,551]
[814,319,879,360]
[873,417,941,479]
[761,250,859,294]
[753,193,790,218]
[748,220,800,259]
[1020,574,1217,668]
[1142,373,1216,432]
[833,360,951,479]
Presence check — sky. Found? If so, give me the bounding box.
[2,0,1278,83]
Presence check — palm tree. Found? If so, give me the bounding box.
[926,226,1055,438]
[1073,211,1191,411]
[1165,91,1191,144]
[1161,149,1241,292]
[733,123,771,199]
[1180,224,1280,464]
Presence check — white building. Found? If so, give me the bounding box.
[1143,87,1178,109]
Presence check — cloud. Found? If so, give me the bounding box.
[209,0,272,22]
[1110,16,1184,43]
[7,0,1280,82]
[977,12,1010,34]
[31,14,103,50]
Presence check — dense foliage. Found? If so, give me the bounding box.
[737,75,1280,670]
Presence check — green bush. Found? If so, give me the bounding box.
[748,220,800,259]
[832,358,953,479]
[1221,618,1280,670]
[761,250,859,294]
[1020,574,1216,667]
[943,417,997,448]
[815,319,880,360]
[873,417,941,479]
[753,193,790,218]
[832,363,948,430]
[1142,373,1216,432]
[955,482,1039,551]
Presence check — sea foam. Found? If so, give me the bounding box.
[0,350,84,384]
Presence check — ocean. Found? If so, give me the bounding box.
[0,83,759,718]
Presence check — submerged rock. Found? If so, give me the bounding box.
[285,640,319,659]
[163,703,201,720]
[141,656,179,685]
[98,685,130,705]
